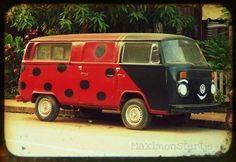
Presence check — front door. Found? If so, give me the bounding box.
[118,42,168,109]
[74,42,118,108]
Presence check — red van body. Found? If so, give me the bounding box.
[16,33,219,129]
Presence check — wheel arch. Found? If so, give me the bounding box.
[31,92,59,104]
[119,91,151,112]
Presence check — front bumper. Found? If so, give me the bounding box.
[170,103,221,113]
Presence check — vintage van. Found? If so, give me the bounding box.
[16,33,220,129]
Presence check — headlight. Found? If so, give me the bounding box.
[211,83,216,94]
[178,83,188,97]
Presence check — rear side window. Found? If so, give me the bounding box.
[33,43,71,61]
[24,43,33,59]
[122,42,160,64]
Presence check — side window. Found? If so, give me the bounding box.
[35,44,51,60]
[150,43,160,64]
[122,43,152,63]
[53,46,64,60]
[33,43,71,61]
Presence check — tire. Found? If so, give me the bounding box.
[35,95,60,121]
[165,113,191,126]
[121,98,152,130]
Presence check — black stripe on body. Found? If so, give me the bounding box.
[121,64,168,110]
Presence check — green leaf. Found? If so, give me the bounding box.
[4,32,14,45]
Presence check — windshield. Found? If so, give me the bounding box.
[161,39,208,65]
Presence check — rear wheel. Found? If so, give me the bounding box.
[35,95,60,121]
[121,98,152,130]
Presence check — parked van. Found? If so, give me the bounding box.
[16,33,220,129]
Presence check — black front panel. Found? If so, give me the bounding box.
[121,64,168,109]
[187,78,213,103]
[121,64,214,111]
[167,65,214,105]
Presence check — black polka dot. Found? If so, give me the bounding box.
[65,89,73,97]
[32,67,41,76]
[20,82,26,90]
[95,45,105,58]
[57,63,67,72]
[105,68,115,78]
[80,80,90,90]
[96,92,106,101]
[44,83,52,91]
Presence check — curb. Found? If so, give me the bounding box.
[4,106,34,114]
[4,106,81,118]
[4,106,228,130]
[4,104,228,122]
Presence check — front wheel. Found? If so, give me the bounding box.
[121,98,152,130]
[35,95,60,121]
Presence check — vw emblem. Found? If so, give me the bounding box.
[199,84,206,94]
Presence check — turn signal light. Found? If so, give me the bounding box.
[180,72,187,79]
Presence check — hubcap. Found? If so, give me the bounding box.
[38,98,52,117]
[126,104,143,126]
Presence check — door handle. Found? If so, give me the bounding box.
[116,67,120,72]
[117,74,125,78]
[80,72,88,76]
[78,66,82,70]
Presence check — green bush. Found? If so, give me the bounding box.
[6,4,36,31]
[214,90,226,104]
[197,35,232,104]
[6,4,196,34]
[4,33,25,98]
[197,35,231,72]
